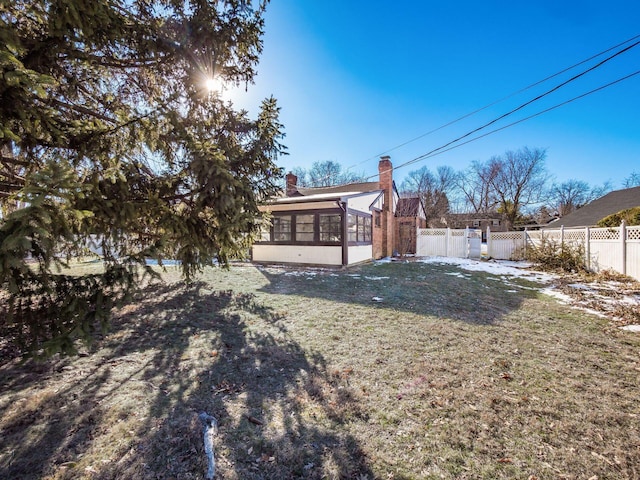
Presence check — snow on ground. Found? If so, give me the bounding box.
[263,257,640,330]
[414,256,640,330]
[418,256,554,283]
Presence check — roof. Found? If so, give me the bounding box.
[295,182,380,196]
[546,185,640,228]
[269,190,378,204]
[396,197,422,217]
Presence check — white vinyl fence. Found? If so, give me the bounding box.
[416,228,482,259]
[417,222,640,281]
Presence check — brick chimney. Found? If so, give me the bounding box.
[378,156,393,207]
[377,156,394,257]
[285,172,298,196]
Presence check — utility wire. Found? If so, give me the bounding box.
[365,40,640,181]
[347,33,640,172]
[369,69,640,179]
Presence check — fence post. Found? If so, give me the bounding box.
[585,226,590,271]
[486,226,491,259]
[523,228,528,258]
[621,220,627,276]
[445,227,450,257]
[560,225,565,256]
[464,227,469,258]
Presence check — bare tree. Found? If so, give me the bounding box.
[549,179,592,216]
[549,179,612,216]
[399,165,456,225]
[488,147,550,229]
[623,171,640,188]
[457,159,500,214]
[294,160,365,187]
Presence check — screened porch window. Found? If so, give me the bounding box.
[348,213,372,243]
[259,212,342,244]
[319,214,342,242]
[273,216,292,241]
[295,214,315,242]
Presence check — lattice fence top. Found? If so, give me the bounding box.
[451,230,465,237]
[418,229,446,236]
[491,232,522,241]
[628,226,640,241]
[564,230,586,241]
[590,227,620,241]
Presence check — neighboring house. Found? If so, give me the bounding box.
[252,156,400,266]
[545,186,640,228]
[443,213,508,241]
[395,197,427,255]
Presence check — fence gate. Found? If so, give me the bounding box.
[417,228,482,259]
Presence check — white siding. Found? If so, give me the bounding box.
[348,245,373,265]
[252,245,342,266]
[346,192,381,214]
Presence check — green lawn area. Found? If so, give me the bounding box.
[1,260,639,479]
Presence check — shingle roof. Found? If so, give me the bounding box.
[546,186,640,228]
[295,182,380,196]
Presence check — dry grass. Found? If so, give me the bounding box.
[551,271,640,327]
[1,261,639,479]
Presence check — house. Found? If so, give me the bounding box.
[251,156,400,266]
[545,186,640,228]
[395,197,427,255]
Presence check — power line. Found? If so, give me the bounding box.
[364,40,640,181]
[369,69,640,180]
[345,33,640,172]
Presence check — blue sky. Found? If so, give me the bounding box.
[227,0,640,190]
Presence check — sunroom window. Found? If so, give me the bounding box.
[273,216,292,241]
[295,214,315,242]
[320,214,341,242]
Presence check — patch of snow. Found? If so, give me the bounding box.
[374,257,393,264]
[445,272,468,278]
[541,287,571,303]
[372,296,383,302]
[419,257,554,283]
[621,295,640,305]
[364,276,390,281]
[621,325,640,332]
[284,271,317,277]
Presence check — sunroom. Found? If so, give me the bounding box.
[252,190,383,267]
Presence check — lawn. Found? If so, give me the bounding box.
[1,260,639,479]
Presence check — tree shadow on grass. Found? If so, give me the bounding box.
[0,280,375,479]
[256,260,541,325]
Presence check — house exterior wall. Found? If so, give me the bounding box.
[348,245,373,265]
[252,244,343,266]
[346,192,382,214]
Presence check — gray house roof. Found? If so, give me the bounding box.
[295,182,380,196]
[546,185,640,228]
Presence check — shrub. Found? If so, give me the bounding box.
[523,235,587,273]
[597,207,640,227]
